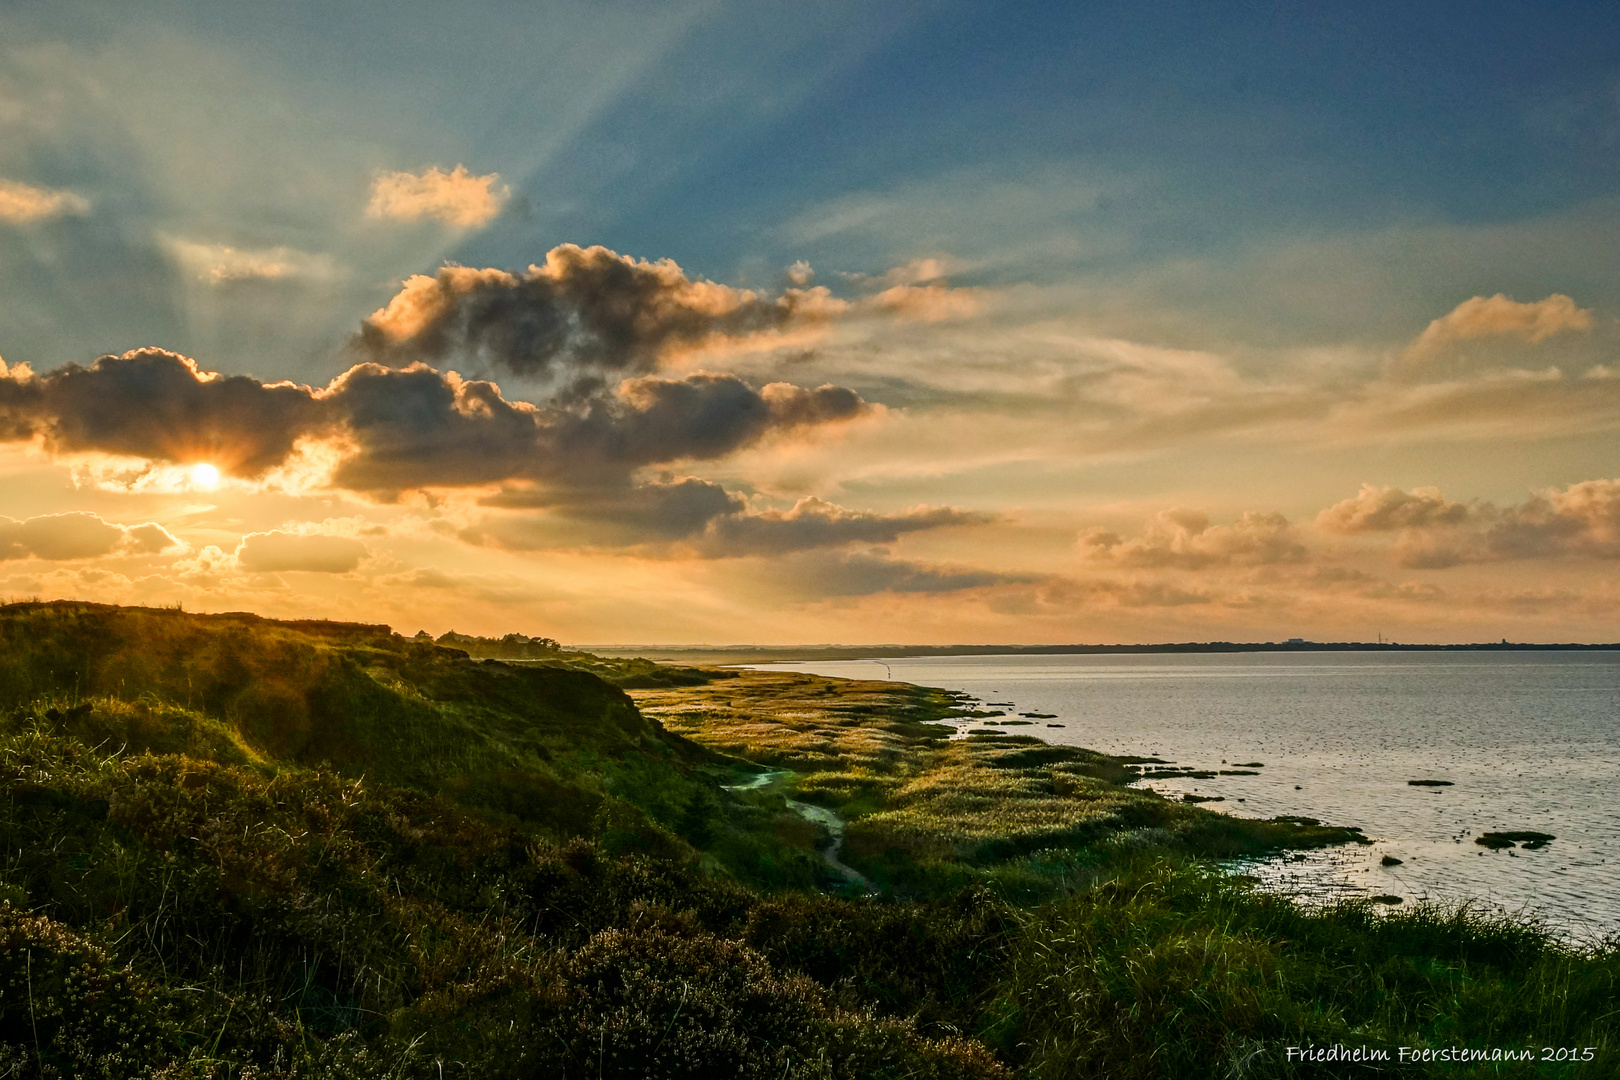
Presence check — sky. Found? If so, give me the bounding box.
[2,0,1619,644]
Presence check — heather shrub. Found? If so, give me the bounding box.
[0,905,163,1077]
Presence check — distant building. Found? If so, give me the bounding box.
[1286,637,1306,645]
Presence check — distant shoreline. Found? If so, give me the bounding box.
[583,641,1620,665]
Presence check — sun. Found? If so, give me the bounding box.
[189,462,221,490]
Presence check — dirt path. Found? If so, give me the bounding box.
[724,770,873,892]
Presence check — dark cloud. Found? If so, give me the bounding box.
[321,363,546,492]
[0,349,325,475]
[0,241,887,556]
[470,477,745,548]
[467,486,984,557]
[758,382,866,429]
[357,244,843,379]
[325,367,865,496]
[770,551,1036,597]
[694,497,987,557]
[0,350,869,499]
[548,374,780,474]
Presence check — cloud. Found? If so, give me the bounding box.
[123,523,185,554]
[234,530,367,573]
[1043,576,1215,608]
[1394,295,1597,379]
[1486,478,1620,560]
[694,497,986,557]
[358,245,846,379]
[0,513,182,561]
[771,550,1036,597]
[172,545,237,583]
[162,237,339,285]
[1320,478,1620,568]
[1317,484,1473,532]
[468,483,982,558]
[1407,294,1594,358]
[322,364,866,495]
[365,165,509,227]
[0,348,327,476]
[476,477,744,544]
[850,257,982,322]
[1082,509,1308,569]
[868,282,982,322]
[0,178,90,223]
[0,348,869,501]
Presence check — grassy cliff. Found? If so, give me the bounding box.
[0,601,793,866]
[0,602,1613,1078]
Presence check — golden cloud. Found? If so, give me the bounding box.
[0,178,90,223]
[1317,484,1472,533]
[1403,293,1593,362]
[868,282,982,322]
[1082,509,1308,570]
[366,165,509,227]
[1488,478,1620,560]
[0,512,183,561]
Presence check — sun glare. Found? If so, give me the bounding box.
[190,462,221,490]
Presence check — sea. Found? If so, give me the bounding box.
[748,651,1620,940]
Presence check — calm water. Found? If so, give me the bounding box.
[750,652,1620,938]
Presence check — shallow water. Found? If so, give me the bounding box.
[748,652,1620,938]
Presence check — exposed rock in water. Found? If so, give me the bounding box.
[1476,831,1555,850]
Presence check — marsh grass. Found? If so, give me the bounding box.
[635,672,1363,897]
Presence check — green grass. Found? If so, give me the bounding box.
[635,671,1365,898]
[991,856,1619,1078]
[0,601,1613,1077]
[0,601,825,891]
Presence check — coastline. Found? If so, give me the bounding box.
[730,652,1620,940]
[588,641,1620,667]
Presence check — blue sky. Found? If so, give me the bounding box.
[2,1,1619,642]
[6,0,1617,367]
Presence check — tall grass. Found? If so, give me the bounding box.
[992,857,1618,1078]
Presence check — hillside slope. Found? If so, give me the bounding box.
[0,602,758,848]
